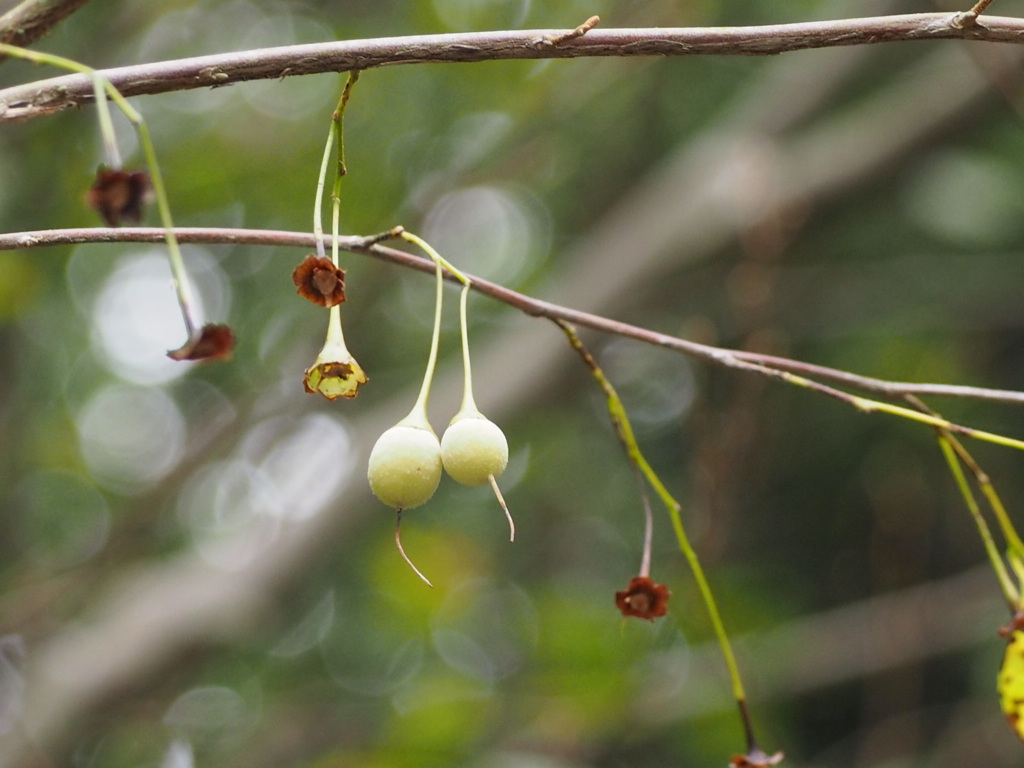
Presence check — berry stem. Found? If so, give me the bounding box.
[456,282,478,415]
[402,243,443,430]
[398,231,471,428]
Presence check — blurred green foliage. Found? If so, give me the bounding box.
[4,0,1024,766]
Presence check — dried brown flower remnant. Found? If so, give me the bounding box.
[730,748,785,768]
[167,323,235,362]
[87,167,151,226]
[999,610,1024,639]
[615,575,669,621]
[292,254,346,307]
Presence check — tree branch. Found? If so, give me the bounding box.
[5,224,1024,410]
[1,12,1023,122]
[0,33,1012,762]
[0,0,93,54]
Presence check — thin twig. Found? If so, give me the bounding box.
[7,224,1024,413]
[2,13,1024,121]
[6,225,1024,416]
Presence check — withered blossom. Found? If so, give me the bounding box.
[729,748,785,768]
[304,305,367,399]
[87,167,152,226]
[292,254,346,307]
[167,323,235,362]
[614,575,669,621]
[999,610,1024,638]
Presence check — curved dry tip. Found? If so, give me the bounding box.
[489,474,514,543]
[395,509,433,588]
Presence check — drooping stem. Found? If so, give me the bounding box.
[634,461,653,578]
[312,121,333,260]
[456,282,478,414]
[0,43,199,338]
[402,243,444,427]
[557,320,753,734]
[400,231,471,286]
[939,430,1024,562]
[398,231,472,425]
[89,71,120,168]
[135,119,196,338]
[402,232,477,413]
[937,434,1020,608]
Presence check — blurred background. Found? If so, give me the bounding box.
[3,0,1024,765]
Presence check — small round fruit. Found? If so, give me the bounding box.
[368,425,442,509]
[441,416,508,486]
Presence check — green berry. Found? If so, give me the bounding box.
[441,414,508,486]
[368,424,442,509]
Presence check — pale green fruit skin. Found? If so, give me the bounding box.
[441,416,508,486]
[368,425,442,509]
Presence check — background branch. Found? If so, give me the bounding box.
[0,0,93,54]
[2,12,1024,121]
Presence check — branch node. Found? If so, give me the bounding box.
[950,10,979,30]
[539,15,600,47]
[355,225,404,249]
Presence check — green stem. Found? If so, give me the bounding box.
[313,71,359,264]
[399,233,475,423]
[982,483,1024,565]
[331,146,341,268]
[456,282,478,414]
[937,434,1020,607]
[331,71,359,265]
[937,429,1024,572]
[399,231,472,286]
[136,119,196,337]
[557,321,750,708]
[312,121,333,261]
[773,365,1024,452]
[89,71,120,168]
[397,231,473,428]
[850,395,1024,450]
[405,250,443,424]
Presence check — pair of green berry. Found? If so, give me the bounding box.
[368,410,509,511]
[365,233,512,584]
